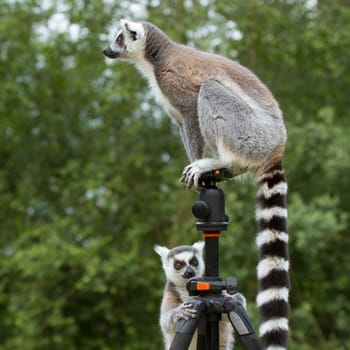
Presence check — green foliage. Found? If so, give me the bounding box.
[0,0,349,349]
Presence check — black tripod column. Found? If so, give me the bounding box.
[192,183,229,350]
[203,232,220,277]
[192,185,229,277]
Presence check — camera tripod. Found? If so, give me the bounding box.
[170,169,262,350]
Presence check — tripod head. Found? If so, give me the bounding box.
[192,169,232,233]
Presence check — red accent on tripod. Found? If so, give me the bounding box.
[196,282,211,291]
[203,232,221,238]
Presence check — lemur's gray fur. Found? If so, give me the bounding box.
[154,242,246,350]
[104,20,290,350]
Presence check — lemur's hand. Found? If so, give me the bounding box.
[180,158,232,190]
[174,302,198,322]
[180,163,203,189]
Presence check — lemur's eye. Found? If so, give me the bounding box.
[174,261,183,270]
[116,33,124,46]
[190,257,198,267]
[129,31,137,41]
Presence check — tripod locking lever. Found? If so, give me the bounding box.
[187,277,238,296]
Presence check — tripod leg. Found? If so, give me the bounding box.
[196,318,206,350]
[224,298,262,350]
[206,312,220,350]
[170,299,206,350]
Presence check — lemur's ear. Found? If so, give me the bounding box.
[120,19,145,40]
[192,241,205,253]
[154,245,169,259]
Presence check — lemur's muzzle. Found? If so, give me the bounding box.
[103,46,120,59]
[183,266,195,279]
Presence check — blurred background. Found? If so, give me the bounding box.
[0,0,349,349]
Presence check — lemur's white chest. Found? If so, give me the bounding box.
[177,285,191,303]
[133,58,183,123]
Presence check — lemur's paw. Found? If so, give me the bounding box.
[180,159,230,190]
[175,303,198,321]
[180,162,203,190]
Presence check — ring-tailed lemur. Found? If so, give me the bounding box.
[104,20,289,350]
[154,242,246,350]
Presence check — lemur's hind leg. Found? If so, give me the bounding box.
[180,80,251,188]
[181,79,283,189]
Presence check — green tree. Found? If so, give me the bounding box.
[0,0,349,349]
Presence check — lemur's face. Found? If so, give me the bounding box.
[154,242,205,287]
[103,19,145,60]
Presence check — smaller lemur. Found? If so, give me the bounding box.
[154,242,245,350]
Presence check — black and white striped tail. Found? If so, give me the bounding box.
[255,162,290,350]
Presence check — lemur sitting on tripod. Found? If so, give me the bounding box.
[104,20,290,350]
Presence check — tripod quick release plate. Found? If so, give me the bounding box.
[198,168,234,188]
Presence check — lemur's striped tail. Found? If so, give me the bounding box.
[255,161,290,350]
